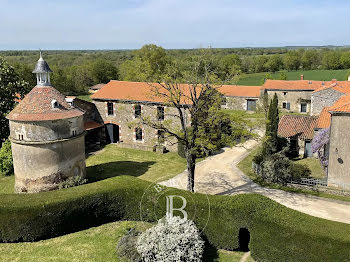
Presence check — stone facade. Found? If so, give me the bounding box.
[266,90,312,113]
[327,113,350,190]
[224,96,260,111]
[93,99,189,152]
[9,116,86,193]
[311,88,343,116]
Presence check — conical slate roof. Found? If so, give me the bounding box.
[32,52,52,73]
[7,86,84,121]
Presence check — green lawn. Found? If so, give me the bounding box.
[294,157,326,179]
[86,145,186,183]
[0,145,186,194]
[237,69,349,86]
[223,109,265,119]
[0,220,252,262]
[77,94,93,102]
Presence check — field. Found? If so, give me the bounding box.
[237,69,349,86]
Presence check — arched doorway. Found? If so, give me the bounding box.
[105,124,120,144]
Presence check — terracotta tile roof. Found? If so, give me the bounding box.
[7,86,84,121]
[313,82,350,94]
[92,80,222,105]
[316,107,331,129]
[219,85,261,97]
[84,120,104,131]
[278,115,318,140]
[328,94,350,113]
[263,79,329,91]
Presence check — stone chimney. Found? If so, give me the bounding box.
[300,75,304,80]
[332,79,337,84]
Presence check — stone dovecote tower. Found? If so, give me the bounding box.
[6,53,86,193]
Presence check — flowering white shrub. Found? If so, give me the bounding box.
[136,216,204,262]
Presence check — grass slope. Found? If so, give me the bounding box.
[237,69,349,86]
[86,145,186,183]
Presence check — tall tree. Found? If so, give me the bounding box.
[119,44,170,82]
[264,93,279,155]
[91,59,118,84]
[0,57,29,142]
[283,51,301,71]
[141,54,242,192]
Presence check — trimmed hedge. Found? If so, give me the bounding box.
[0,175,350,261]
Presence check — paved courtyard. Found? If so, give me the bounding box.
[160,139,350,224]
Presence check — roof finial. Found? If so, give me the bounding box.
[39,49,43,61]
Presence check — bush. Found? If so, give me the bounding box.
[116,228,142,262]
[0,140,13,176]
[0,176,350,261]
[137,216,204,262]
[58,175,87,189]
[289,163,311,181]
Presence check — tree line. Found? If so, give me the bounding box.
[3,45,350,95]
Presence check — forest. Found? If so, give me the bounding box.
[1,45,350,95]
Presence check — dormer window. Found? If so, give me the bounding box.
[51,100,59,109]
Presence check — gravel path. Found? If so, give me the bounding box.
[160,139,350,224]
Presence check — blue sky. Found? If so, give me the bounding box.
[1,0,349,50]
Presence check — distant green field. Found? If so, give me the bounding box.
[237,69,349,86]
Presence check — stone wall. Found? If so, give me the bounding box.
[11,134,86,193]
[93,100,190,152]
[224,96,260,110]
[9,116,86,193]
[73,98,103,123]
[328,113,350,190]
[9,116,84,142]
[266,90,312,113]
[311,89,343,116]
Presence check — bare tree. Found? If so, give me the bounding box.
[141,53,239,192]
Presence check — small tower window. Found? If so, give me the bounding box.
[51,100,59,109]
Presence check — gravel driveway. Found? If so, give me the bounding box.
[160,139,350,224]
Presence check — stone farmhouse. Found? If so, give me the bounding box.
[277,115,318,158]
[275,78,350,190]
[91,80,192,153]
[220,85,261,111]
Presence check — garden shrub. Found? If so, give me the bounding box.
[136,216,204,262]
[289,163,311,181]
[0,140,13,176]
[58,175,87,189]
[0,176,349,261]
[116,228,142,262]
